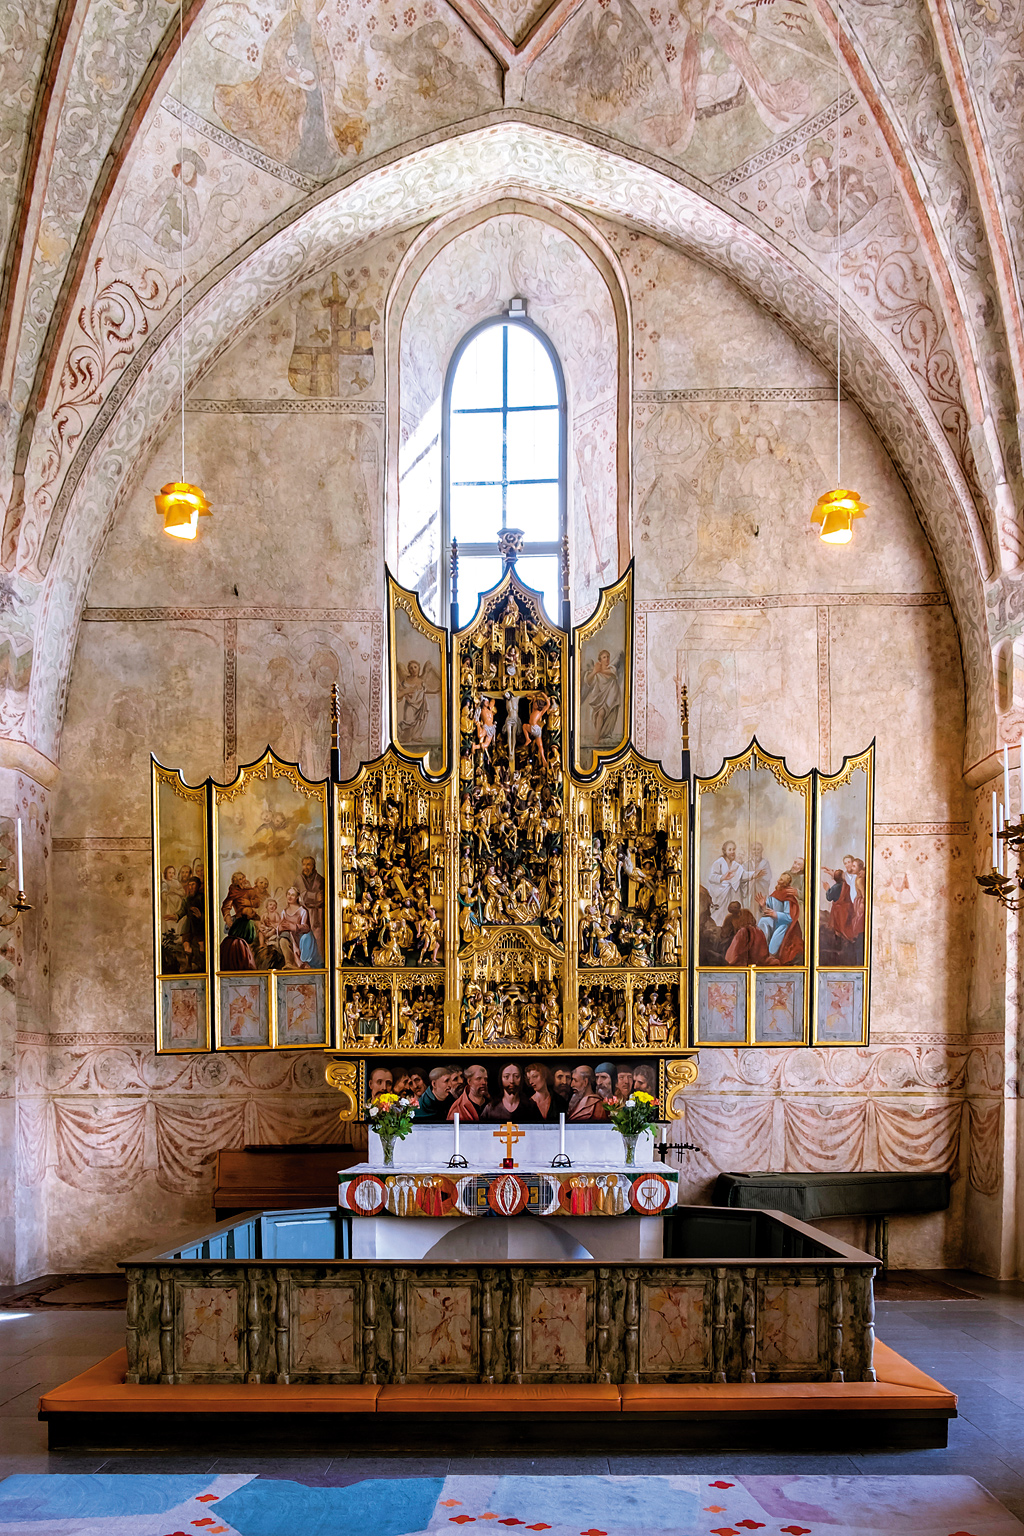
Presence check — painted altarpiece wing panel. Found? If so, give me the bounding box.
[387,573,448,777]
[813,745,874,1046]
[693,741,812,1046]
[573,564,633,775]
[212,750,329,1050]
[152,761,211,1053]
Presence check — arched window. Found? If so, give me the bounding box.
[443,309,566,622]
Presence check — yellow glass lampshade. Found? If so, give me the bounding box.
[811,487,868,544]
[155,482,211,540]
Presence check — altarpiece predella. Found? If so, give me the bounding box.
[152,545,874,1118]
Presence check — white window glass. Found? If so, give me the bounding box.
[450,483,503,545]
[506,325,559,407]
[446,316,565,620]
[515,556,560,622]
[505,482,559,542]
[450,325,505,411]
[459,555,505,617]
[506,409,559,481]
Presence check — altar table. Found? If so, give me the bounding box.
[340,1169,677,1260]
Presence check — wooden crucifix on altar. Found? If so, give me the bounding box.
[494,1122,525,1168]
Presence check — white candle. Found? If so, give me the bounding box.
[1004,745,1011,818]
[16,818,23,889]
[999,805,1006,876]
[1019,741,1022,824]
[559,1111,566,1156]
[993,790,999,868]
[453,1112,460,1157]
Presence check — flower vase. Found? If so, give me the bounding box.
[620,1132,640,1167]
[376,1130,397,1168]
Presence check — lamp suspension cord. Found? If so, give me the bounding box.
[180,0,185,485]
[835,0,847,488]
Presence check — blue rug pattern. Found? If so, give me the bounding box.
[0,1473,1020,1536]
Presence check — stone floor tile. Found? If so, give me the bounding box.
[96,1454,221,1474]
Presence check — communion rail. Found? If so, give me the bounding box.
[121,1205,877,1386]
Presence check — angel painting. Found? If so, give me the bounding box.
[395,658,442,747]
[581,648,625,750]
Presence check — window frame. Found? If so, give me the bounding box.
[441,312,568,624]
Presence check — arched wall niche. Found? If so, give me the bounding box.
[384,197,632,623]
[22,123,991,768]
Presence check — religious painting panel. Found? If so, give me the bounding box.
[455,569,567,957]
[275,972,328,1048]
[694,742,811,1046]
[152,762,211,1053]
[217,975,271,1049]
[639,1281,709,1376]
[696,972,746,1044]
[407,1284,476,1375]
[335,752,447,1001]
[526,1281,591,1373]
[331,1056,666,1120]
[573,565,633,774]
[387,574,448,776]
[812,746,873,1046]
[815,971,866,1044]
[160,977,209,1054]
[214,752,329,977]
[754,972,805,1044]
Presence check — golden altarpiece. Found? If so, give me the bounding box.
[151,541,873,1117]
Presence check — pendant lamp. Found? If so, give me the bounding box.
[811,2,867,547]
[156,1,210,541]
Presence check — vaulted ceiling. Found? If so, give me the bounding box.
[0,0,1021,771]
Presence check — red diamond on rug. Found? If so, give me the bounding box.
[526,1525,552,1531]
[736,1522,766,1529]
[709,1481,735,1489]
[711,1526,739,1534]
[196,1496,219,1504]
[450,1517,476,1525]
[781,1527,812,1534]
[498,1521,525,1526]
[580,1528,608,1535]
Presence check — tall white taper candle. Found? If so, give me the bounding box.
[559,1111,565,1156]
[999,805,1006,876]
[453,1112,460,1158]
[1004,744,1011,816]
[993,791,998,868]
[16,818,23,889]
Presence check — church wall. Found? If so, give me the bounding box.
[35,204,977,1272]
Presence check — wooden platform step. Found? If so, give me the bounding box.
[38,1340,955,1450]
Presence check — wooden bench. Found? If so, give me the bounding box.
[213,1142,366,1218]
[38,1341,956,1451]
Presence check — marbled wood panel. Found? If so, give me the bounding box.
[55,620,223,834]
[88,410,383,611]
[639,1278,711,1378]
[525,1281,592,1374]
[407,1282,477,1376]
[290,1284,359,1375]
[755,1274,825,1380]
[176,1282,242,1375]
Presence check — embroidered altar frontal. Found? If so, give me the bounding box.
[340,1166,678,1217]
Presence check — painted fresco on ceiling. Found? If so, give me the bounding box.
[183,0,502,180]
[525,0,841,184]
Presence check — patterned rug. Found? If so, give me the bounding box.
[0,1474,1020,1536]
